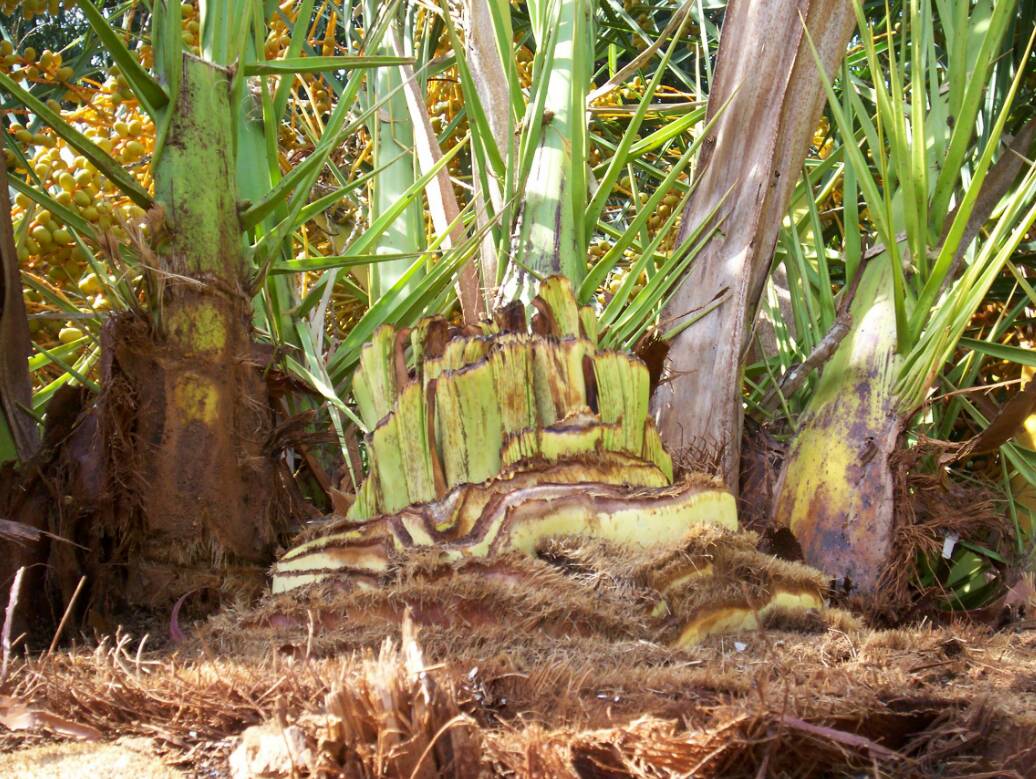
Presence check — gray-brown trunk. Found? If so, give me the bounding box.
[0,135,39,462]
[652,0,855,487]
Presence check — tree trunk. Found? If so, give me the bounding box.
[0,137,39,463]
[772,259,901,593]
[652,0,855,487]
[109,56,286,606]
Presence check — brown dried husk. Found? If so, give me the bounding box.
[2,612,1034,778]
[3,528,1035,777]
[864,443,1012,623]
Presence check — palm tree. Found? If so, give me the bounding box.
[0,0,827,628]
[0,0,415,604]
[2,0,1030,622]
[773,1,1036,593]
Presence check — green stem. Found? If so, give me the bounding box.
[504,0,593,300]
[366,14,425,303]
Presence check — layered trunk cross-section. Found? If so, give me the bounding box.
[270,279,825,646]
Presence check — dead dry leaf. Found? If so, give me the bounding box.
[945,379,1036,463]
[0,696,103,741]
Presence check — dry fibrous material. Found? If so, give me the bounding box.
[263,527,828,652]
[859,444,1012,622]
[2,614,1034,778]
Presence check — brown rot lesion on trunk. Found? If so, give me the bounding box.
[0,307,314,638]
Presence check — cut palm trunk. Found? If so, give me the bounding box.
[266,525,828,648]
[273,277,824,644]
[652,0,855,485]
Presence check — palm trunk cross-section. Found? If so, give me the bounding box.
[272,278,825,646]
